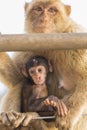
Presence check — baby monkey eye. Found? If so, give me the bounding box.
[38,68,42,72]
[29,70,35,75]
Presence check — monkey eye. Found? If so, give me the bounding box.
[48,7,58,14]
[29,70,35,75]
[38,68,42,73]
[33,7,42,12]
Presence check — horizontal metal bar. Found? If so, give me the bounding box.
[33,115,56,120]
[0,33,87,51]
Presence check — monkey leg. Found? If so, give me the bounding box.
[21,120,57,130]
[29,119,49,130]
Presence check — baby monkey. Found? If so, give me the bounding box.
[22,56,68,117]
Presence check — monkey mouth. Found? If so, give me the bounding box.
[37,24,47,27]
[37,77,42,82]
[35,25,47,30]
[34,26,50,33]
[34,22,48,29]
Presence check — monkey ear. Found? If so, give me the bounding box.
[24,2,29,12]
[48,60,53,72]
[65,5,71,16]
[22,65,28,78]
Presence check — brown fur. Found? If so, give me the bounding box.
[0,0,87,130]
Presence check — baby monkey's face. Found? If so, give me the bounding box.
[29,65,47,85]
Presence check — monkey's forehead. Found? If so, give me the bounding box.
[25,0,65,12]
[31,0,60,5]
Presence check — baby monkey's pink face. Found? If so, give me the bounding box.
[29,65,47,85]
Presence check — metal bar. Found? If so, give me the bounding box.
[33,115,56,120]
[0,33,87,51]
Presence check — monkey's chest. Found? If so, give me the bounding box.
[32,87,48,99]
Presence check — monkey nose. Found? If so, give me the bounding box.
[39,14,48,23]
[34,72,39,76]
[36,76,41,80]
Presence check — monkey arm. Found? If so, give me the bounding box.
[28,97,48,111]
[0,86,22,112]
[0,86,38,128]
[28,98,46,111]
[0,86,40,128]
[56,81,87,130]
[28,97,55,116]
[0,52,23,88]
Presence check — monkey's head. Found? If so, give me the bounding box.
[26,55,50,74]
[22,55,52,85]
[24,0,71,33]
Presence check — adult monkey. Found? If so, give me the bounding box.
[0,0,87,130]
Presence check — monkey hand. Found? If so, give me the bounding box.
[0,111,24,128]
[0,111,14,127]
[10,112,39,128]
[6,111,35,128]
[9,111,26,128]
[21,112,39,127]
[0,111,39,128]
[0,111,16,129]
[44,95,68,117]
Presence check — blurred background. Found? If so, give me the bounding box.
[0,0,87,98]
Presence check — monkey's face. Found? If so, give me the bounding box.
[30,3,58,33]
[25,0,71,33]
[29,65,47,85]
[25,1,58,33]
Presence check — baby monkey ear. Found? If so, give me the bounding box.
[22,65,28,78]
[48,60,53,72]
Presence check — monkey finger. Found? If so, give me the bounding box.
[44,99,50,105]
[58,101,65,117]
[1,112,11,126]
[56,103,61,116]
[59,101,68,117]
[12,111,20,118]
[7,112,16,123]
[61,102,68,116]
[43,100,47,105]
[50,100,54,105]
[22,114,33,126]
[50,101,56,107]
[13,113,25,128]
[53,101,57,107]
[57,100,66,117]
